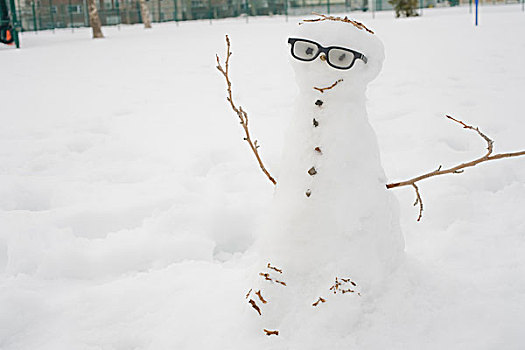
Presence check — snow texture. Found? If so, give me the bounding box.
[1,4,525,350]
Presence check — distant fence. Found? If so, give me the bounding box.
[14,0,522,31]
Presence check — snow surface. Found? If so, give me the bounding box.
[1,5,525,349]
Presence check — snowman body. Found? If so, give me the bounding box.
[249,19,405,337]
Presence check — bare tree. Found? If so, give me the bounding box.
[87,0,104,38]
[138,0,152,29]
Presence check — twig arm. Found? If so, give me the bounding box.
[216,35,277,186]
[386,115,525,220]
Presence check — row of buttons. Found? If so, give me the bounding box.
[306,99,324,197]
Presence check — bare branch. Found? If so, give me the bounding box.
[313,79,343,93]
[412,183,423,222]
[300,13,375,34]
[446,115,494,157]
[387,115,525,221]
[216,35,277,186]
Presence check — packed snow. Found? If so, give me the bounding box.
[1,5,525,349]
[248,19,405,341]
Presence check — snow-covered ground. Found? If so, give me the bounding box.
[1,5,524,349]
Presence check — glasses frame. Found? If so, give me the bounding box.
[287,37,368,70]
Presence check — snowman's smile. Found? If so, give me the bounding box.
[313,79,344,93]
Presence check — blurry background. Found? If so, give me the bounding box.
[10,0,513,32]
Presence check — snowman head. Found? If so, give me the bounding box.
[288,17,385,93]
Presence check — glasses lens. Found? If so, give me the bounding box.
[327,48,356,69]
[292,40,319,61]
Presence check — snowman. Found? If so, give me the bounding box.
[242,15,405,339]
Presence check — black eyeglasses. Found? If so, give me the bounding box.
[287,38,368,70]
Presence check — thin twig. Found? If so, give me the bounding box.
[312,297,326,307]
[446,115,494,156]
[267,263,283,273]
[248,299,262,315]
[259,272,272,281]
[313,79,343,93]
[301,13,375,34]
[255,290,267,304]
[387,115,525,221]
[216,35,277,186]
[412,183,423,222]
[263,329,279,336]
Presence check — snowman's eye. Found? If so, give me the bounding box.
[328,48,355,69]
[292,41,319,60]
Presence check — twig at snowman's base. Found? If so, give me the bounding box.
[249,299,262,315]
[267,263,283,273]
[312,297,326,307]
[216,35,277,186]
[386,115,525,221]
[255,290,267,304]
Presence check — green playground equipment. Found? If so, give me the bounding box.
[0,0,19,48]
